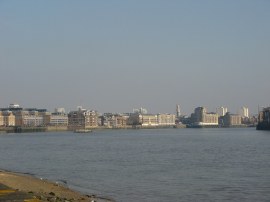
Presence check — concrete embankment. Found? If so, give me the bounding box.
[0,127,47,133]
[0,124,186,134]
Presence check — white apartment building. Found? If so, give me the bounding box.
[216,106,228,117]
[128,113,175,127]
[240,107,249,118]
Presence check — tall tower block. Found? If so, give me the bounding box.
[176,105,181,118]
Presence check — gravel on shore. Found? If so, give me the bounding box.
[0,170,114,202]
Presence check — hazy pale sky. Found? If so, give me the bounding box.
[0,0,269,115]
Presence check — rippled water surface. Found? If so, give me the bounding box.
[1,128,270,201]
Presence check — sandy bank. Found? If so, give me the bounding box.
[0,170,114,202]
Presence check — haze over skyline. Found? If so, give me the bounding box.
[1,0,269,115]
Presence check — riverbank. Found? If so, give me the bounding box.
[0,170,114,202]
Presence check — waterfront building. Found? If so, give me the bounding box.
[102,113,129,128]
[128,113,158,127]
[0,112,3,126]
[14,110,47,127]
[216,106,228,117]
[223,112,242,127]
[101,113,113,127]
[49,112,68,126]
[257,107,270,130]
[44,110,68,131]
[0,111,15,126]
[68,107,98,130]
[4,111,15,126]
[116,115,129,127]
[140,114,158,126]
[130,105,176,127]
[0,104,49,127]
[157,114,176,126]
[190,107,219,127]
[128,113,175,127]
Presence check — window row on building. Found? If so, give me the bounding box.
[127,113,176,127]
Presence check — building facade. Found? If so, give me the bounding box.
[191,107,219,126]
[128,113,175,127]
[140,114,158,126]
[0,112,3,126]
[0,111,15,126]
[157,114,176,126]
[68,108,98,130]
[49,113,68,126]
[223,112,242,127]
[217,106,228,117]
[128,113,158,126]
[102,114,129,128]
[14,110,47,127]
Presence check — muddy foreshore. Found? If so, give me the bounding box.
[0,169,115,202]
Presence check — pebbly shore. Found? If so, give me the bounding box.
[0,170,115,202]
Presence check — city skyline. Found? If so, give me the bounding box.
[1,1,270,115]
[0,102,256,118]
[0,102,256,130]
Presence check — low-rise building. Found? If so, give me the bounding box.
[15,111,44,127]
[49,112,68,126]
[102,113,129,128]
[157,114,176,126]
[128,111,176,127]
[128,113,158,127]
[13,108,50,127]
[68,107,98,130]
[0,111,15,126]
[0,112,3,126]
[190,107,218,127]
[222,112,242,127]
[140,114,158,126]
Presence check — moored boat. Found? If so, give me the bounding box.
[74,129,92,133]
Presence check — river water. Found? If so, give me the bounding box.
[0,128,270,201]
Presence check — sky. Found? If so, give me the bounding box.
[0,0,269,115]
